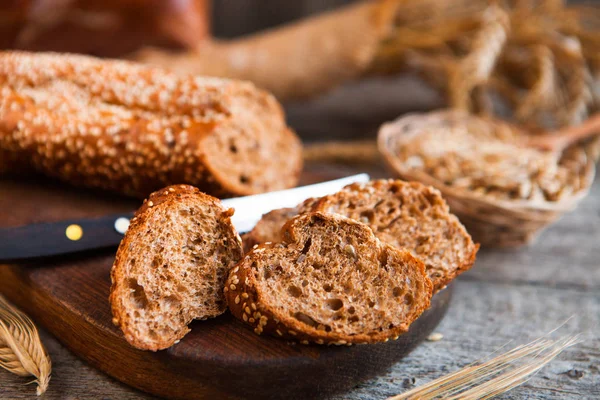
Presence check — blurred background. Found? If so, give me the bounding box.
[213,0,595,36]
[1,0,599,143]
[212,0,600,141]
[212,0,445,141]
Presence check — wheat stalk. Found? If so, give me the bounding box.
[554,38,592,126]
[449,5,510,110]
[387,333,581,400]
[373,0,600,133]
[515,45,556,121]
[0,295,51,395]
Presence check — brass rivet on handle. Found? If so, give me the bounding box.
[65,224,83,241]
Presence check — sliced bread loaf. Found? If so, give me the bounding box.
[110,185,243,351]
[226,212,433,345]
[243,180,478,292]
[0,51,302,198]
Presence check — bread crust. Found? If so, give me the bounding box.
[110,184,243,351]
[0,51,302,198]
[226,212,433,345]
[0,0,209,57]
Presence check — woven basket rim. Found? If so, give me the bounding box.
[377,110,596,222]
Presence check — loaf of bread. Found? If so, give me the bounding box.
[0,0,209,57]
[244,180,478,292]
[226,212,433,345]
[110,185,243,351]
[135,0,399,101]
[0,51,302,198]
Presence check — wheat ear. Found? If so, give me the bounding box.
[449,5,509,111]
[388,333,581,400]
[0,295,51,395]
[516,45,556,121]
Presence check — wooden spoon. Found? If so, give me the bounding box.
[525,114,600,152]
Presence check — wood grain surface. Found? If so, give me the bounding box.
[1,160,599,399]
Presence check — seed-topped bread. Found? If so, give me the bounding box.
[244,179,478,292]
[226,212,433,345]
[110,184,243,351]
[0,51,302,198]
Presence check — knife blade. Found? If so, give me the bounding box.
[0,174,369,262]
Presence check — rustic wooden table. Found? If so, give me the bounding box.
[1,77,599,398]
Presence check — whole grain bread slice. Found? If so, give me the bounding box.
[243,179,478,292]
[110,184,243,351]
[226,212,433,345]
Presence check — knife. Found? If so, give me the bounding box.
[0,174,369,262]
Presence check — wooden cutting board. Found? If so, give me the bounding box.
[0,165,452,400]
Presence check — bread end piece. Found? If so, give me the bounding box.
[0,51,303,198]
[110,184,243,351]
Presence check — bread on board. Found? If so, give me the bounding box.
[244,179,478,292]
[0,51,302,198]
[110,185,243,351]
[226,212,433,345]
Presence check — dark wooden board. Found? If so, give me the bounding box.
[0,168,451,400]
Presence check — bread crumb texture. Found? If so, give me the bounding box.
[227,212,433,345]
[110,185,243,351]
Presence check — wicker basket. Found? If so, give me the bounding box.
[378,111,596,247]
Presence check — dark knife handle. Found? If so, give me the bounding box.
[0,213,134,262]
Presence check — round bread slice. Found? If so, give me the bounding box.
[226,212,433,345]
[110,184,243,351]
[244,180,479,292]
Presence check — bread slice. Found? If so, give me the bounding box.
[110,184,243,351]
[243,179,478,292]
[226,212,433,345]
